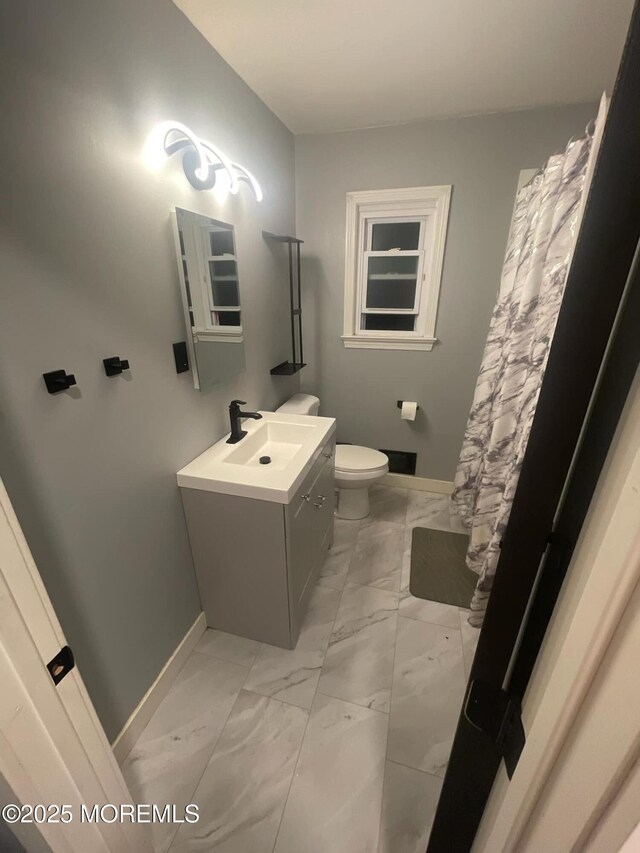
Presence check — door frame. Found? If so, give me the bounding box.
[475,371,640,850]
[0,477,151,852]
[428,1,640,848]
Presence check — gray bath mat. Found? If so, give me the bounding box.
[409,527,476,609]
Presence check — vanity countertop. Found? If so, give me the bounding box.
[177,411,336,503]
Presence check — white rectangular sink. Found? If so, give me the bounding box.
[225,420,317,470]
[177,411,336,503]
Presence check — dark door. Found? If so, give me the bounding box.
[427,4,640,849]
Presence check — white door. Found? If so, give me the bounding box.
[0,478,151,853]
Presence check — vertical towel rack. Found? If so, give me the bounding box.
[263,231,306,375]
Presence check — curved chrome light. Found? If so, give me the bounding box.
[155,121,263,202]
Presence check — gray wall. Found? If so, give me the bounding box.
[0,0,297,740]
[295,103,597,480]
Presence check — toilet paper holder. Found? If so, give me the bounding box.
[397,400,420,411]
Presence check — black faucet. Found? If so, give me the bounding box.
[226,399,263,444]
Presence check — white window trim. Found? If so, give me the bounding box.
[342,185,451,351]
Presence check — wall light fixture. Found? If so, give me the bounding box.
[151,121,263,201]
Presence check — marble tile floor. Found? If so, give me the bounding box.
[121,486,480,853]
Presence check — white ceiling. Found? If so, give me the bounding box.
[174,0,634,135]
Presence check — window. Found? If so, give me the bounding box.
[343,186,451,350]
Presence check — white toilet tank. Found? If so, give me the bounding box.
[276,393,320,416]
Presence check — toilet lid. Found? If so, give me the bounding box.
[335,445,389,473]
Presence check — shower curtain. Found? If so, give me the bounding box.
[453,96,607,628]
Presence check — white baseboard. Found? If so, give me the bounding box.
[111,611,206,765]
[382,473,454,494]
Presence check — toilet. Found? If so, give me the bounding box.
[276,393,389,520]
[332,444,389,520]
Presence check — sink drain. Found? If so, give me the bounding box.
[259,456,272,465]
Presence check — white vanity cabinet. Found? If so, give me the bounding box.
[179,433,335,649]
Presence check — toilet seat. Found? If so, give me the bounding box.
[335,445,388,474]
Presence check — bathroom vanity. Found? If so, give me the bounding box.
[177,412,336,648]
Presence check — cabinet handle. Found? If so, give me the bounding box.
[301,494,311,502]
[323,450,333,459]
[313,494,326,508]
[313,501,323,508]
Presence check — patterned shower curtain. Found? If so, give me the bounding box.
[453,97,607,628]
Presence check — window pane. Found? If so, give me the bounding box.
[209,259,237,278]
[211,281,240,306]
[216,311,241,326]
[209,260,240,307]
[363,314,415,331]
[371,221,420,251]
[366,256,417,309]
[368,255,418,276]
[366,280,416,309]
[209,229,235,256]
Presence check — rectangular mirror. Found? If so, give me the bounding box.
[172,208,246,391]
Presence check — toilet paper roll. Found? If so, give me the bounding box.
[401,401,418,421]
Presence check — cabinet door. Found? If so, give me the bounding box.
[309,455,336,569]
[286,488,315,643]
[286,442,336,644]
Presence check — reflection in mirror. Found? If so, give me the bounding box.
[172,208,245,391]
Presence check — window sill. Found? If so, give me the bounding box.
[341,335,437,351]
[194,331,244,344]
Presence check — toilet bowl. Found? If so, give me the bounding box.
[275,394,389,521]
[333,445,389,520]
